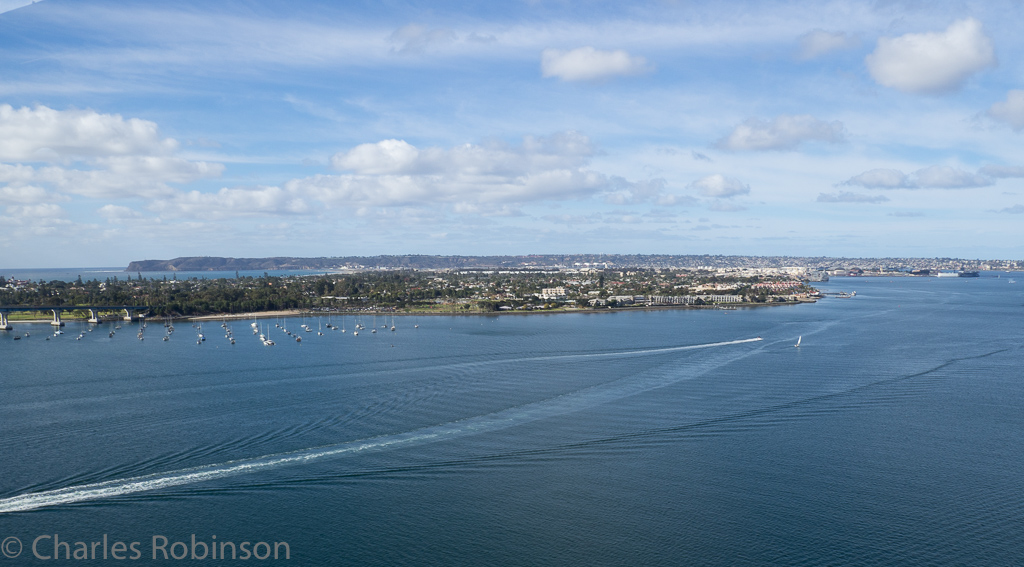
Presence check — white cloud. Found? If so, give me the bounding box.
[313,132,620,210]
[865,18,995,94]
[1,203,68,226]
[842,166,992,189]
[603,177,689,206]
[716,115,845,151]
[150,186,310,220]
[0,159,222,200]
[332,132,594,177]
[97,204,144,222]
[0,184,53,205]
[841,168,911,188]
[690,174,749,198]
[708,201,747,212]
[389,24,457,54]
[540,47,651,82]
[0,0,34,15]
[798,30,860,60]
[0,105,223,203]
[0,104,177,162]
[913,165,990,188]
[987,90,1024,131]
[291,168,607,209]
[332,139,420,174]
[817,191,889,203]
[979,164,1024,178]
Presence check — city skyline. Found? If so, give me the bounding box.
[2,0,1024,268]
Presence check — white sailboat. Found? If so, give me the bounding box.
[794,336,802,348]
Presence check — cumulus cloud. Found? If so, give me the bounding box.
[332,131,594,177]
[841,168,911,188]
[690,174,749,198]
[0,159,222,200]
[541,47,651,82]
[603,177,691,206]
[716,115,845,151]
[987,90,1024,131]
[817,191,889,203]
[0,104,177,162]
[913,165,990,188]
[0,184,54,204]
[2,203,68,224]
[865,18,995,94]
[798,30,860,60]
[842,166,992,189]
[0,105,223,205]
[288,132,642,211]
[332,139,420,174]
[97,204,144,222]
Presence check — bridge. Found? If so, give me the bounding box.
[0,306,150,329]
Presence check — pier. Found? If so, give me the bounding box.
[0,306,150,329]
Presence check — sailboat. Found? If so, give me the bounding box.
[794,336,802,348]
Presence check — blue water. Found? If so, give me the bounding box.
[1,276,1023,565]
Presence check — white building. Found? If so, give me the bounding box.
[540,287,567,300]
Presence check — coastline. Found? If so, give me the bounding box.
[0,299,816,326]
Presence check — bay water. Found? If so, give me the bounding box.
[1,275,1022,565]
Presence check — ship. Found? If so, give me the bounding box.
[936,270,979,278]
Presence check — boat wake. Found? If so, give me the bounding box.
[0,337,763,514]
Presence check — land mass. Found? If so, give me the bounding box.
[126,254,1021,273]
[3,265,819,320]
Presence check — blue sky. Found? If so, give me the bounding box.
[1,0,1023,267]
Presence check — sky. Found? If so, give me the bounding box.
[1,0,1023,268]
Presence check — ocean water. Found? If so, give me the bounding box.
[1,275,1022,565]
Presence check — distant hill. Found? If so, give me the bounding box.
[125,254,1014,272]
[127,255,615,271]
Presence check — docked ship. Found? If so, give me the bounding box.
[936,270,979,278]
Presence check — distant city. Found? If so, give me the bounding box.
[127,254,1022,274]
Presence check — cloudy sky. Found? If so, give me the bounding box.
[1,0,1023,267]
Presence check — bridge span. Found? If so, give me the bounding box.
[0,306,150,329]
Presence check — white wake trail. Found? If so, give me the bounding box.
[0,337,762,514]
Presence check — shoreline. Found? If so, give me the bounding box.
[0,299,815,326]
